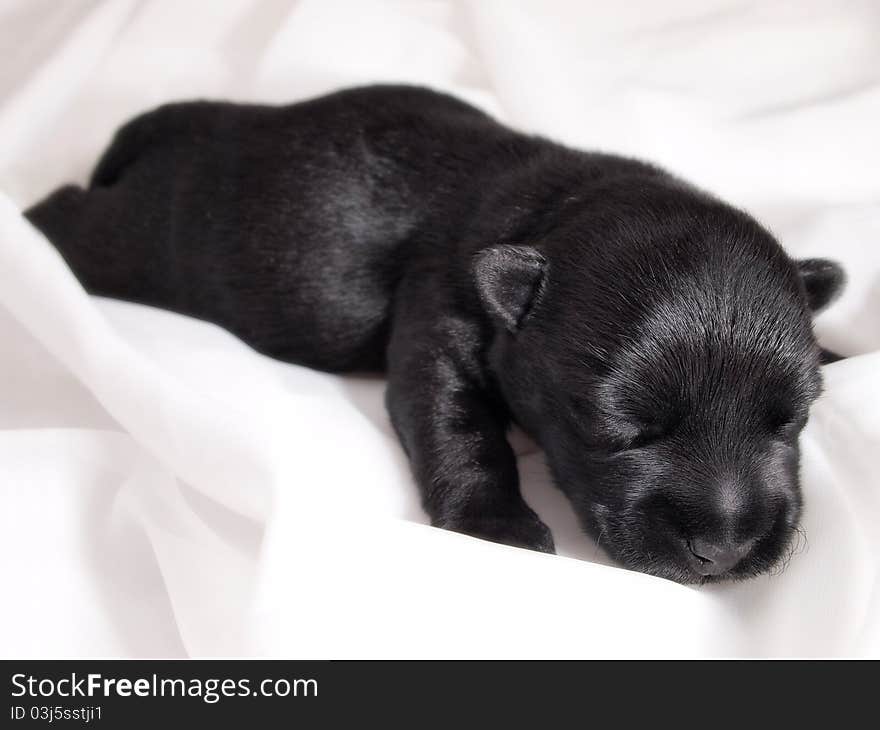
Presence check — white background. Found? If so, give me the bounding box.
[0,0,878,657]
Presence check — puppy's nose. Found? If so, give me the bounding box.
[687,538,749,576]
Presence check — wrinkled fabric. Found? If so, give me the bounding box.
[0,0,877,657]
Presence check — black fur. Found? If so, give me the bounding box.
[26,85,846,583]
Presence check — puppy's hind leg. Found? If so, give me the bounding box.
[25,184,96,281]
[25,184,169,305]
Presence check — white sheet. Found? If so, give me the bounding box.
[1,0,878,658]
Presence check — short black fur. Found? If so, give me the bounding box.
[27,85,846,583]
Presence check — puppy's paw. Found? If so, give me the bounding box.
[438,510,556,554]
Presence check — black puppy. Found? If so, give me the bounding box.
[27,85,845,583]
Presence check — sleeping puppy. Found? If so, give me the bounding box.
[26,85,845,584]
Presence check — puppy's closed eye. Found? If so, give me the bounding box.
[565,397,647,452]
[770,414,808,443]
[625,422,671,450]
[765,398,810,439]
[605,415,681,453]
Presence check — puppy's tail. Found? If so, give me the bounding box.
[25,184,95,280]
[24,183,162,304]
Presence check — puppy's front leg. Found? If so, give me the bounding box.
[386,316,554,554]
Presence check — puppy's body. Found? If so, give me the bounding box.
[28,85,844,583]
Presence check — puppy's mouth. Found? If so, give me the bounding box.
[583,493,802,585]
[600,528,798,586]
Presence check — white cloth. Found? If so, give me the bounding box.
[1,0,878,658]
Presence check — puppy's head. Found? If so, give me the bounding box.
[474,197,844,583]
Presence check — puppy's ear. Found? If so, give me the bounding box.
[473,245,547,332]
[796,258,846,313]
